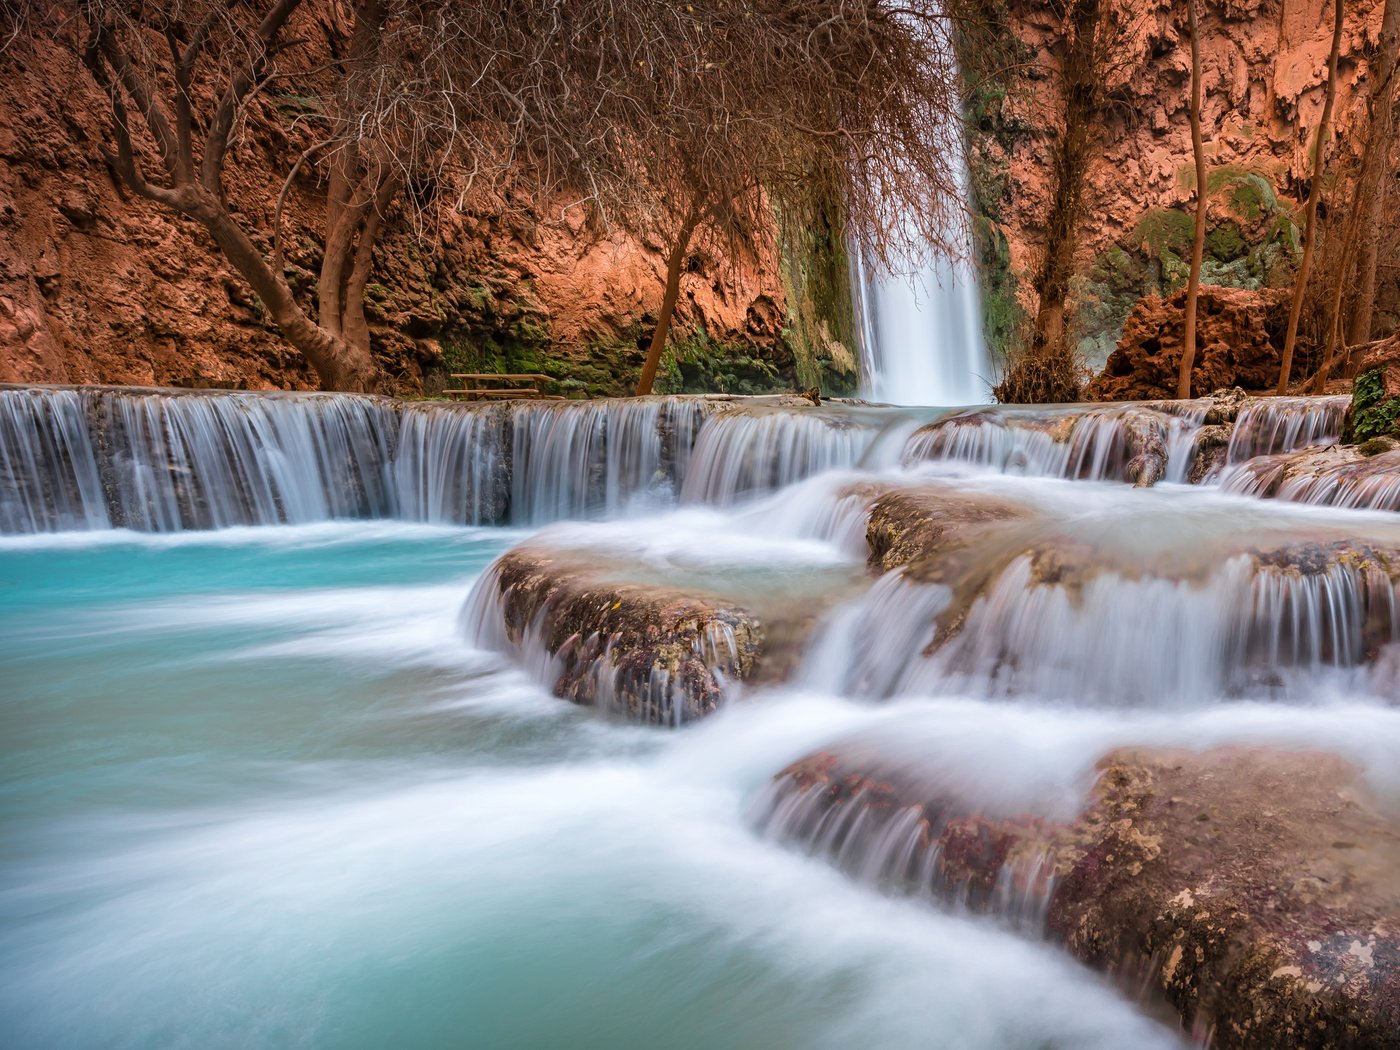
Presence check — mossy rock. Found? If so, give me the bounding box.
[1349,368,1400,443]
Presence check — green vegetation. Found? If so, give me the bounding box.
[1348,368,1400,442]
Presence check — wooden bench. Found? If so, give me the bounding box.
[444,373,568,401]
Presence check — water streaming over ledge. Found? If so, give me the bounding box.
[1,384,1387,533]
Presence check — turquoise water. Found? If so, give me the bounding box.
[0,522,1191,1049]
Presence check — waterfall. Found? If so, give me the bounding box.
[851,80,993,407]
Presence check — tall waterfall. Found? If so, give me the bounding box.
[852,110,994,406]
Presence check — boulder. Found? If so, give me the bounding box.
[757,745,1400,1048]
[465,548,764,724]
[1087,287,1298,402]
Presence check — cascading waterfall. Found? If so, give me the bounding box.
[1225,394,1350,463]
[0,385,1385,534]
[679,408,882,504]
[850,50,992,407]
[903,402,1210,485]
[8,379,1400,1047]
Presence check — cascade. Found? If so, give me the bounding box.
[9,379,1400,1046]
[1225,394,1349,463]
[679,407,882,504]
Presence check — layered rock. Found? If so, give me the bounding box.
[755,744,1400,1048]
[1223,442,1400,512]
[463,548,765,724]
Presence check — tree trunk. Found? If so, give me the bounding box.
[1177,0,1208,400]
[1346,0,1400,348]
[636,198,707,396]
[1277,0,1344,395]
[1029,0,1100,374]
[182,189,376,391]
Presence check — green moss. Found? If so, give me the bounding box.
[1134,209,1195,261]
[657,328,792,396]
[1348,368,1400,442]
[776,197,860,396]
[1206,223,1247,263]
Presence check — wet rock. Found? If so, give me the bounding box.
[1224,444,1400,512]
[757,745,1400,1048]
[862,483,1032,575]
[1187,423,1233,483]
[465,548,764,724]
[1087,287,1297,402]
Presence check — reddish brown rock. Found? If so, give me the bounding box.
[1086,287,1299,402]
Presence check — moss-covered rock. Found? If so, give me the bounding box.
[1347,338,1400,443]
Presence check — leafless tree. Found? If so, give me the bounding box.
[486,0,965,396]
[35,0,522,391]
[1311,0,1399,392]
[42,0,966,396]
[1276,0,1344,395]
[1176,0,1207,400]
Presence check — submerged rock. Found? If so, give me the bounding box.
[755,745,1400,1048]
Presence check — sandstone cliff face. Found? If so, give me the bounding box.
[0,32,834,396]
[967,0,1395,370]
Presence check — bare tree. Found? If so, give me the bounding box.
[486,0,965,396]
[1348,0,1400,348]
[45,0,530,391]
[1176,0,1208,400]
[1276,0,1344,395]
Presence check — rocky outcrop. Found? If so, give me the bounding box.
[1224,441,1400,512]
[464,548,765,724]
[756,744,1400,1048]
[970,0,1395,370]
[1086,286,1295,401]
[863,483,1032,574]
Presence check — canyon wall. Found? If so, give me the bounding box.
[0,29,856,397]
[964,0,1396,374]
[1,2,1394,397]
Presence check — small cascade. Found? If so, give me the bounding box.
[392,402,512,525]
[810,542,1400,706]
[95,390,398,530]
[903,403,1209,486]
[748,750,1059,933]
[679,408,879,504]
[1223,448,1400,512]
[509,398,709,523]
[1226,395,1349,463]
[0,388,109,532]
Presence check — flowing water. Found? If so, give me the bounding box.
[3,386,1399,1048]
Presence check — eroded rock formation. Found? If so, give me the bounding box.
[756,744,1400,1048]
[1086,286,1294,401]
